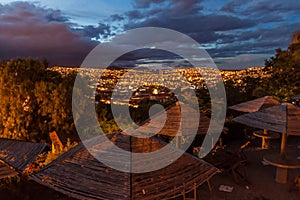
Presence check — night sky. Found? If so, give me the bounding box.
[0,0,299,69]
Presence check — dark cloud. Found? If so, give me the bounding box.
[169,0,203,14]
[115,48,181,63]
[118,0,300,68]
[132,0,203,13]
[110,14,125,21]
[132,0,166,8]
[215,21,300,57]
[221,0,243,13]
[124,12,256,43]
[78,23,111,40]
[126,10,145,20]
[0,2,97,65]
[124,0,256,46]
[46,10,69,22]
[222,0,300,14]
[221,0,300,21]
[1,0,299,68]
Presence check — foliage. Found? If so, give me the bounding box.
[43,138,77,166]
[0,58,76,142]
[263,31,300,101]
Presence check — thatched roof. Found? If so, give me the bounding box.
[31,133,219,200]
[229,96,280,113]
[233,103,300,136]
[0,138,46,172]
[0,161,18,179]
[128,102,210,137]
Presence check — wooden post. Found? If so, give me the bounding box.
[219,137,223,148]
[207,180,212,194]
[194,182,197,200]
[262,129,269,149]
[175,136,179,148]
[182,184,186,200]
[49,131,63,153]
[280,132,287,159]
[262,136,268,149]
[275,167,288,184]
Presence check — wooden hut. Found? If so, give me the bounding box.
[125,102,214,149]
[31,132,219,200]
[233,103,300,136]
[233,103,300,183]
[229,96,280,113]
[0,161,18,179]
[132,102,210,137]
[233,103,300,155]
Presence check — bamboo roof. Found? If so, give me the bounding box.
[233,103,300,136]
[31,133,219,200]
[0,138,46,172]
[0,161,18,179]
[128,102,210,137]
[229,96,280,113]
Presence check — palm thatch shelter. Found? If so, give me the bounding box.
[232,103,300,183]
[132,102,210,137]
[229,96,281,149]
[0,138,46,179]
[233,103,300,155]
[125,102,214,149]
[229,96,280,113]
[31,132,219,200]
[0,161,18,179]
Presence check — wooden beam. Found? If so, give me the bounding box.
[275,167,288,184]
[207,180,212,194]
[193,182,197,200]
[280,132,287,159]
